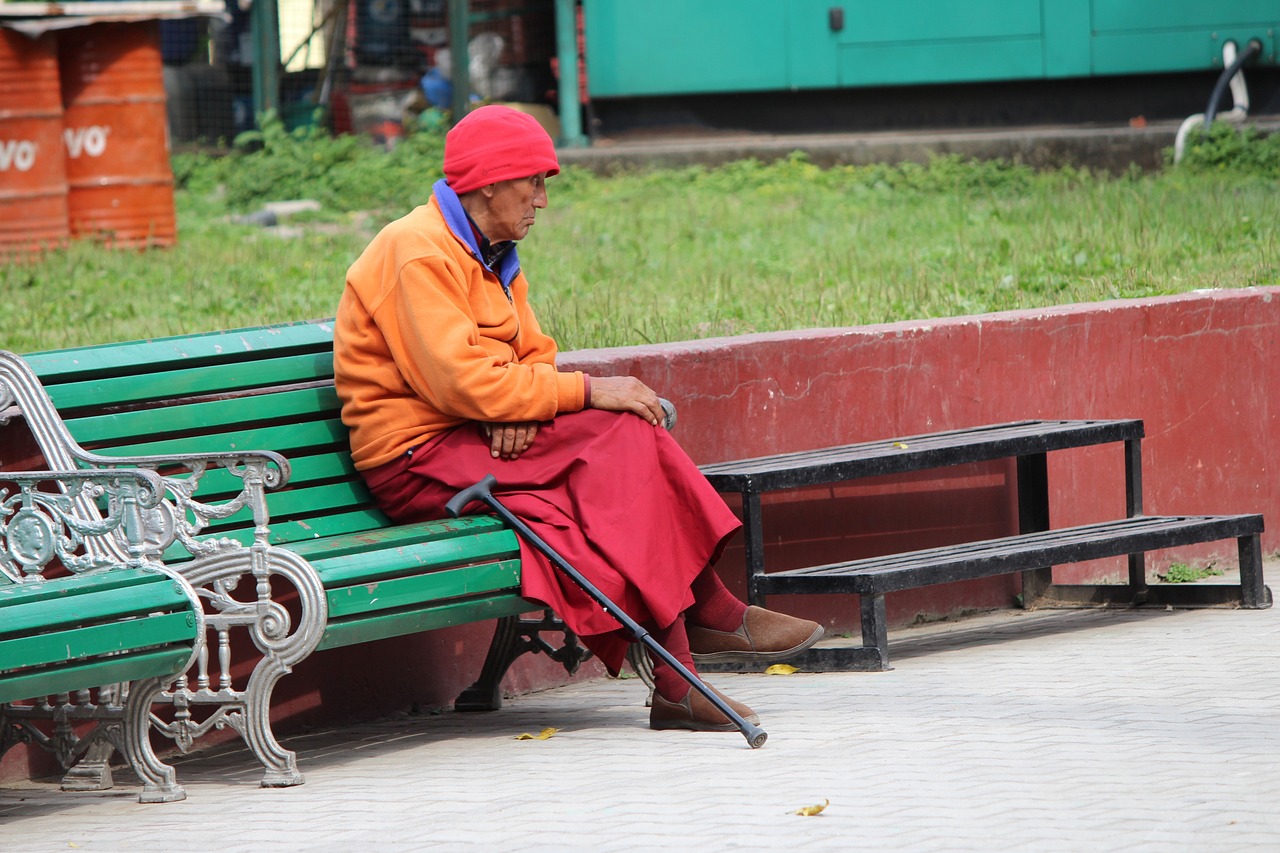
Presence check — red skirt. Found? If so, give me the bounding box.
[362,409,742,673]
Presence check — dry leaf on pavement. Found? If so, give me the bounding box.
[515,727,559,740]
[792,799,830,816]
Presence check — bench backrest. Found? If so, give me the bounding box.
[19,320,377,553]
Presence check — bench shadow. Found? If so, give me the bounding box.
[885,604,1197,662]
[0,698,638,822]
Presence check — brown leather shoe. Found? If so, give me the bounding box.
[688,605,824,664]
[649,685,760,732]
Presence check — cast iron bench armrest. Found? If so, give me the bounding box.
[2,467,207,803]
[2,468,169,576]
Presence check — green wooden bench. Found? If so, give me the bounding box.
[0,468,204,803]
[0,322,590,793]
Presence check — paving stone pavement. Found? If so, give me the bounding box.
[3,600,1279,852]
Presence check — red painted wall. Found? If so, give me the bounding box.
[4,289,1276,784]
[560,288,1280,624]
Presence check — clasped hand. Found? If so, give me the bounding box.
[482,375,667,461]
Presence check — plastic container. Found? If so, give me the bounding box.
[0,30,69,256]
[58,22,176,248]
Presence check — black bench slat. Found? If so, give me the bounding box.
[760,514,1265,596]
[700,419,1143,491]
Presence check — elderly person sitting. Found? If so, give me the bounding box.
[333,105,822,733]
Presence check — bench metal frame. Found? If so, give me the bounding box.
[1,468,206,802]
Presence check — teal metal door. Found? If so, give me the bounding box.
[581,0,1278,98]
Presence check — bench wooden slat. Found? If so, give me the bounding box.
[0,612,197,671]
[97,418,347,461]
[22,320,335,383]
[760,514,1265,596]
[290,515,510,562]
[162,509,401,557]
[313,535,519,587]
[0,647,197,706]
[191,451,359,501]
[209,480,373,526]
[158,481,381,558]
[43,351,335,412]
[0,579,191,637]
[325,560,521,619]
[0,567,170,610]
[318,593,534,651]
[64,387,342,447]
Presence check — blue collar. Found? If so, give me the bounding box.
[433,178,522,292]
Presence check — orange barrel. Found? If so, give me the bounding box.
[58,22,176,248]
[0,29,69,256]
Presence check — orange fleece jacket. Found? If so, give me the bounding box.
[334,195,586,470]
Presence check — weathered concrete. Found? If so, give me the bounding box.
[4,591,1280,852]
[560,117,1280,173]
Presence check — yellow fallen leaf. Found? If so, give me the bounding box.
[793,799,829,816]
[764,664,799,675]
[515,727,559,740]
[892,441,909,450]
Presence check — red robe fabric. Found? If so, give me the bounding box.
[363,408,742,673]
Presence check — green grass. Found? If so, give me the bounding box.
[1158,563,1225,584]
[2,120,1277,354]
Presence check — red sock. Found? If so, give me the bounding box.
[685,565,748,632]
[647,617,694,703]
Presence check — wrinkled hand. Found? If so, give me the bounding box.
[589,375,666,426]
[482,421,540,459]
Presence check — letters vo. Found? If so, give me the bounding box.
[64,125,110,158]
[0,139,38,172]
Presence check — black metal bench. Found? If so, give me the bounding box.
[698,419,1270,671]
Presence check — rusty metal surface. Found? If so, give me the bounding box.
[0,2,225,35]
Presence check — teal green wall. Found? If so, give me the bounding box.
[582,1,1278,98]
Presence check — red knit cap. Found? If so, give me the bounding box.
[443,105,561,194]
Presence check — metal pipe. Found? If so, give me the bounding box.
[1205,39,1263,126]
[448,0,471,123]
[554,0,587,147]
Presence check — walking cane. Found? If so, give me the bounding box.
[447,474,768,749]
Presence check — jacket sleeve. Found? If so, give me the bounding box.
[381,254,585,422]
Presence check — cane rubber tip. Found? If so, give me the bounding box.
[747,729,768,749]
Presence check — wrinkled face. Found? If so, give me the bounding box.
[483,173,549,242]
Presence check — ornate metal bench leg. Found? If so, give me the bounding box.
[456,616,522,711]
[124,676,187,804]
[60,737,116,791]
[242,659,304,788]
[60,683,124,792]
[456,611,595,712]
[0,708,15,760]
